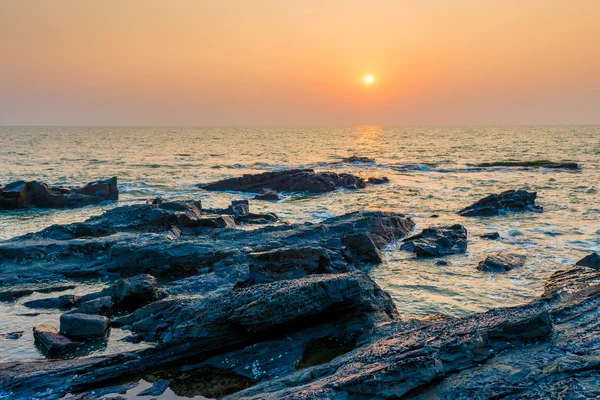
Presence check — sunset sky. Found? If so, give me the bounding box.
[1,1,599,126]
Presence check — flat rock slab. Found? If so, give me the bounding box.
[33,325,79,356]
[477,253,527,272]
[200,168,386,194]
[401,224,467,257]
[476,160,579,170]
[458,190,543,217]
[60,313,109,339]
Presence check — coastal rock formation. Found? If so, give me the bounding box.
[200,168,387,194]
[458,189,543,216]
[401,224,468,257]
[4,263,600,399]
[476,160,579,170]
[477,253,527,272]
[0,177,118,210]
[576,252,600,269]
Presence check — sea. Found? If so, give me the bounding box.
[0,125,599,365]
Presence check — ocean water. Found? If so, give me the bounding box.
[0,126,599,363]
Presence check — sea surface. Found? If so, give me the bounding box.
[0,126,599,366]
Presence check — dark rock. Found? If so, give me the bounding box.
[477,253,527,272]
[200,169,381,194]
[24,294,79,310]
[110,274,158,309]
[33,325,79,356]
[253,188,280,201]
[401,224,468,257]
[576,252,600,269]
[138,379,170,396]
[476,160,579,170]
[340,156,376,163]
[458,190,543,217]
[2,331,23,340]
[435,260,449,266]
[480,232,500,240]
[0,284,76,302]
[71,296,114,316]
[60,313,109,339]
[0,177,118,210]
[366,176,389,185]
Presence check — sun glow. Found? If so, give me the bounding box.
[364,75,374,85]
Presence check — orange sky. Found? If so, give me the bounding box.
[1,0,599,125]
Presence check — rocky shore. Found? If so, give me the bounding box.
[0,175,598,399]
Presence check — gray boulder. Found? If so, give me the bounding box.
[477,253,527,272]
[576,252,600,269]
[401,224,468,257]
[60,313,109,339]
[33,325,78,356]
[458,190,543,217]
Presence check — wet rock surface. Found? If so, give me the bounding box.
[476,160,579,169]
[477,253,527,272]
[576,252,600,269]
[32,325,79,357]
[458,189,543,216]
[200,168,387,194]
[60,313,109,339]
[400,224,468,257]
[0,177,118,210]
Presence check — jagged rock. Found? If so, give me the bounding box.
[458,190,543,217]
[23,294,79,310]
[401,224,467,257]
[480,232,500,240]
[477,253,527,272]
[0,177,118,209]
[200,169,381,194]
[366,176,389,185]
[253,188,280,201]
[109,274,158,308]
[576,252,600,269]
[476,160,579,170]
[138,379,170,396]
[60,313,109,339]
[33,325,78,356]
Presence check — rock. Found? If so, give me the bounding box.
[458,190,543,217]
[477,253,527,272]
[71,296,114,316]
[480,232,500,240]
[253,188,280,201]
[576,252,600,269]
[24,294,79,310]
[200,169,382,194]
[33,325,78,356]
[0,177,118,209]
[0,284,76,302]
[366,176,389,185]
[60,313,109,339]
[2,331,23,340]
[401,224,467,257]
[110,274,158,309]
[476,160,579,170]
[340,156,376,163]
[436,260,449,266]
[138,380,170,396]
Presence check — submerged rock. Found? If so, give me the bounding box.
[476,160,579,170]
[576,252,600,269]
[33,325,78,356]
[477,253,527,272]
[480,232,500,240]
[200,168,385,194]
[401,224,468,257]
[458,190,543,217]
[0,177,118,210]
[253,188,280,201]
[24,294,79,310]
[340,156,376,163]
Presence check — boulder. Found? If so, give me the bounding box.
[576,252,600,269]
[2,331,23,340]
[401,224,467,257]
[477,253,527,272]
[366,176,389,185]
[480,232,500,240]
[110,274,158,309]
[0,177,118,210]
[458,190,543,217]
[60,313,109,339]
[200,169,377,194]
[71,296,114,316]
[33,325,78,356]
[476,160,579,170]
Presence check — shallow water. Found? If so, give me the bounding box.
[0,126,599,364]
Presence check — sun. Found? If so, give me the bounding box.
[364,75,374,85]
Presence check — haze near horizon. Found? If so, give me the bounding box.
[1,0,599,126]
